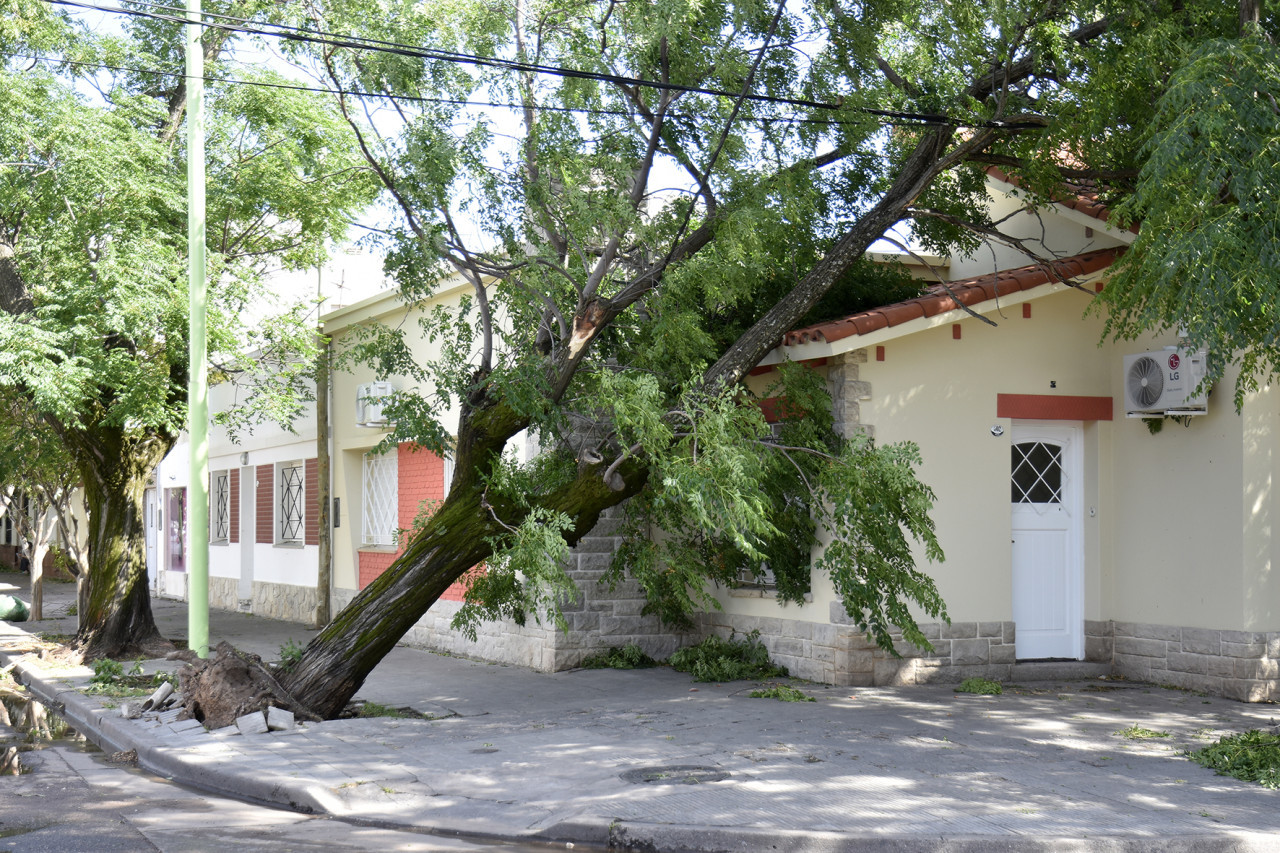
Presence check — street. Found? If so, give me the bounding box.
[0,732,561,853]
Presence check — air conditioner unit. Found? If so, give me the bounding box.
[356,381,395,427]
[1123,348,1209,418]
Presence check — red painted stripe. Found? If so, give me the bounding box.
[997,394,1113,421]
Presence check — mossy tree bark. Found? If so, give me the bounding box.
[64,423,176,660]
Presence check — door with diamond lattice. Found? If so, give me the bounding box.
[1010,422,1083,660]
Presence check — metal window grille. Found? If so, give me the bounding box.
[1011,442,1063,504]
[362,451,397,546]
[279,463,305,543]
[212,472,230,542]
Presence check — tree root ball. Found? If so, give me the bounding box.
[176,641,309,730]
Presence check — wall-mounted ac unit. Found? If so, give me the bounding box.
[1123,348,1209,418]
[356,380,395,427]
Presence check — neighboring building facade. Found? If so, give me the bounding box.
[147,172,1280,703]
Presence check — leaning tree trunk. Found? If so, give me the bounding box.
[281,398,640,718]
[280,484,498,717]
[68,424,176,660]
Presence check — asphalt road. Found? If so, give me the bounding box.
[0,728,569,853]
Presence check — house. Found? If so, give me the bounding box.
[713,173,1279,702]
[151,171,1280,703]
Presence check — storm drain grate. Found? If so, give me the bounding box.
[619,765,730,785]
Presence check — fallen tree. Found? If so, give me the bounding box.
[259,0,1264,718]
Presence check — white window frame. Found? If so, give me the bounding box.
[361,450,398,547]
[277,461,305,545]
[211,470,230,545]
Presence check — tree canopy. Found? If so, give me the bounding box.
[0,1,377,655]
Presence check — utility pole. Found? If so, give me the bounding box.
[315,261,332,628]
[186,0,210,659]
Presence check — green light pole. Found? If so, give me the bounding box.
[186,0,209,659]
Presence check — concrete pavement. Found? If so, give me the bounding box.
[2,573,1280,852]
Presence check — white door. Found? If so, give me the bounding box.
[144,489,158,589]
[1011,422,1083,660]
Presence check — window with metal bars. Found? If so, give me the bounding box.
[278,462,305,544]
[211,471,230,543]
[1011,442,1063,504]
[362,450,397,547]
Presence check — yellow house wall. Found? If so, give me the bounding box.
[1243,382,1280,632]
[862,286,1113,623]
[1105,357,1245,629]
[721,283,1269,637]
[323,279,470,592]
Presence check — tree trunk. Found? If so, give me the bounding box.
[29,542,44,621]
[314,334,332,628]
[281,485,496,717]
[281,396,641,717]
[68,424,175,659]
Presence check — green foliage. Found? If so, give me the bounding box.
[88,658,124,687]
[669,631,787,683]
[1114,724,1170,740]
[748,684,815,702]
[580,643,659,670]
[451,504,577,641]
[1097,32,1280,409]
[955,677,1003,695]
[278,639,305,672]
[1187,730,1280,788]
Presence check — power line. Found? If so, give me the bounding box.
[43,0,1034,129]
[3,50,912,129]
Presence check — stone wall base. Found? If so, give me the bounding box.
[1105,621,1280,702]
[209,577,318,625]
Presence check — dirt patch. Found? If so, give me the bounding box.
[176,642,319,730]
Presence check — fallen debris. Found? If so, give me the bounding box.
[177,641,319,730]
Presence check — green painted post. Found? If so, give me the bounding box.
[186,0,209,659]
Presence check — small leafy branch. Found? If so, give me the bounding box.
[1115,724,1171,740]
[748,684,815,702]
[580,643,659,670]
[1187,730,1280,788]
[669,631,787,683]
[278,639,304,672]
[955,677,1002,695]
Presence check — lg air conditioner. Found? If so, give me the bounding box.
[1122,348,1209,418]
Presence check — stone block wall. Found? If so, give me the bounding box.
[332,506,690,672]
[701,605,1021,686]
[551,506,692,669]
[1107,621,1280,702]
[251,581,317,624]
[208,576,238,612]
[209,576,316,624]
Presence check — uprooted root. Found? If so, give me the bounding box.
[175,641,320,730]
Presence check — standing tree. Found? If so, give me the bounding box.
[0,3,376,656]
[263,0,1251,718]
[0,387,89,619]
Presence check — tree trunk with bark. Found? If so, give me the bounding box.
[67,424,176,659]
[281,397,641,717]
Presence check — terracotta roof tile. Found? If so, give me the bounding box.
[782,247,1121,347]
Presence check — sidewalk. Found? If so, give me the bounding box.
[2,573,1280,852]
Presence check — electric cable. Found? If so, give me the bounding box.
[42,0,1041,128]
